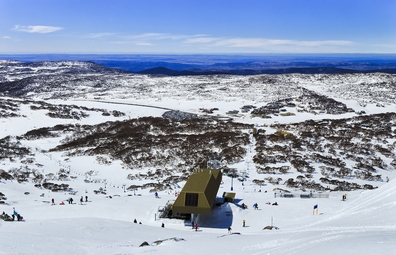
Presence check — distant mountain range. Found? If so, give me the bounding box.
[136,66,396,76]
[1,57,396,77]
[96,60,396,73]
[1,54,396,73]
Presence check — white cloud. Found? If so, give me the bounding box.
[2,36,12,39]
[136,42,151,46]
[14,25,63,34]
[373,44,396,48]
[184,37,220,44]
[185,37,353,48]
[87,33,115,38]
[111,33,355,52]
[126,33,209,41]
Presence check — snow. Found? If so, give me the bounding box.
[1,177,396,254]
[1,65,396,254]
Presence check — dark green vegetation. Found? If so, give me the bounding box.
[50,117,252,171]
[253,112,396,191]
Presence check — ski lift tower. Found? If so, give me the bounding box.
[207,155,222,170]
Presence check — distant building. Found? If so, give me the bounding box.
[226,110,239,115]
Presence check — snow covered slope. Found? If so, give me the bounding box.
[1,60,396,254]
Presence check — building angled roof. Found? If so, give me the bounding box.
[172,168,222,215]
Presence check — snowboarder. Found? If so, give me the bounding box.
[228,226,232,234]
[195,223,198,231]
[243,220,245,227]
[85,196,88,202]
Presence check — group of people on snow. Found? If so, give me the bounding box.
[51,196,88,206]
[191,221,198,231]
[1,210,23,222]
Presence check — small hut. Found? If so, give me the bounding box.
[172,168,222,215]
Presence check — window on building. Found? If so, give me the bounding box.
[185,193,198,207]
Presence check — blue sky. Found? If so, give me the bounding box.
[0,0,395,54]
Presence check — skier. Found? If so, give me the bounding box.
[52,198,55,205]
[70,198,73,204]
[243,220,245,227]
[155,192,158,198]
[161,223,164,228]
[191,221,194,229]
[80,196,83,205]
[85,196,88,202]
[228,226,232,234]
[195,223,198,231]
[134,219,137,223]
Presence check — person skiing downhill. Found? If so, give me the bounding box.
[195,223,198,231]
